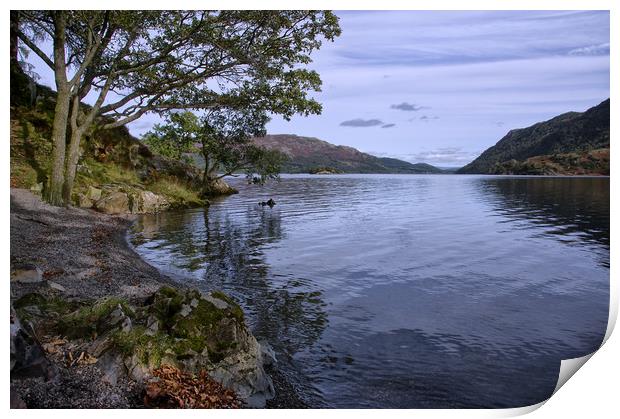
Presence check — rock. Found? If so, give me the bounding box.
[10,307,21,371]
[77,194,93,208]
[95,187,168,214]
[87,186,102,201]
[131,287,274,406]
[11,263,43,283]
[87,336,113,358]
[107,304,133,332]
[201,178,238,197]
[136,190,168,213]
[11,287,274,407]
[11,305,55,380]
[259,341,277,367]
[178,304,192,317]
[125,354,151,384]
[95,191,129,214]
[10,389,27,409]
[99,352,124,386]
[258,198,276,207]
[29,182,43,194]
[145,315,159,336]
[205,294,229,310]
[47,281,66,292]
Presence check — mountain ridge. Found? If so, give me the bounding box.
[253,134,444,174]
[457,99,610,175]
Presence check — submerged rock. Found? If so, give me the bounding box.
[258,199,276,207]
[12,286,275,407]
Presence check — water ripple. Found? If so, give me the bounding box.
[129,174,609,408]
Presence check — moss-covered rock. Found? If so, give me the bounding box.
[12,286,274,407]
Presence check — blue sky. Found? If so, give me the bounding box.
[28,10,610,167]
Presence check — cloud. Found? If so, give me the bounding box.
[381,123,396,128]
[419,115,440,122]
[568,42,610,56]
[390,102,426,111]
[405,147,479,165]
[495,121,505,127]
[340,118,384,127]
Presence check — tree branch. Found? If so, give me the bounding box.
[16,31,54,69]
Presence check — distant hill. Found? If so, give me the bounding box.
[253,134,443,174]
[457,99,610,175]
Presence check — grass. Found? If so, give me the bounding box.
[10,116,52,189]
[76,158,142,188]
[147,177,205,207]
[10,98,206,208]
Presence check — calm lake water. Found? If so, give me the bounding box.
[129,174,609,408]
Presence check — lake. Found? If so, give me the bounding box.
[128,174,609,408]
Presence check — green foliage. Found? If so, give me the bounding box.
[76,158,142,187]
[147,177,205,208]
[17,10,341,127]
[16,10,341,204]
[200,107,282,182]
[145,109,288,187]
[142,112,200,162]
[241,145,288,183]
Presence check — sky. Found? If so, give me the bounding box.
[27,10,610,167]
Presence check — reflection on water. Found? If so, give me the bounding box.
[129,175,609,408]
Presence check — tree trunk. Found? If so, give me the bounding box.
[201,159,237,197]
[63,128,82,204]
[45,87,71,206]
[201,151,222,197]
[44,11,70,206]
[10,11,19,64]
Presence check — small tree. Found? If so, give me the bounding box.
[199,107,286,195]
[142,109,287,197]
[14,10,340,206]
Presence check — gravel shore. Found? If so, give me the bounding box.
[10,188,305,408]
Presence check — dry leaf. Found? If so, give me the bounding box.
[143,365,240,409]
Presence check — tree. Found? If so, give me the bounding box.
[14,10,341,206]
[142,112,200,163]
[143,109,287,197]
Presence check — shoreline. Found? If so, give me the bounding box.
[10,188,306,408]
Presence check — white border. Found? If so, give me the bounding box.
[3,1,617,418]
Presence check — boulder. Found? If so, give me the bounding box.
[10,305,55,380]
[12,287,275,407]
[114,287,275,406]
[77,193,93,208]
[130,190,169,214]
[87,186,102,201]
[94,191,129,214]
[201,178,238,197]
